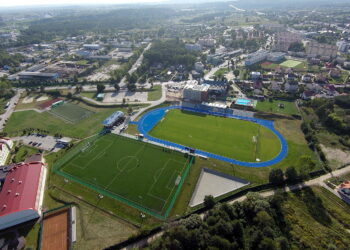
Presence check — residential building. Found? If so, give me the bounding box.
[274,32,303,52]
[194,62,204,73]
[0,138,13,166]
[305,41,338,58]
[0,155,47,231]
[185,43,202,52]
[183,82,210,102]
[198,38,216,47]
[83,44,100,50]
[337,41,349,52]
[285,81,299,93]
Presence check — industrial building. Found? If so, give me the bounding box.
[18,72,59,81]
[0,155,47,231]
[83,44,100,50]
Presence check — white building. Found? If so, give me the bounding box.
[305,41,337,58]
[0,138,13,166]
[198,38,216,47]
[244,50,269,66]
[183,82,210,102]
[337,41,349,52]
[185,43,202,52]
[273,32,303,52]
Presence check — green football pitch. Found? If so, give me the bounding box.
[279,60,302,68]
[56,134,191,217]
[150,109,281,162]
[48,102,94,123]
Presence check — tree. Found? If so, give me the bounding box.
[269,168,284,185]
[96,83,105,93]
[288,42,305,52]
[114,83,120,92]
[234,69,240,78]
[40,85,45,93]
[285,166,298,182]
[204,195,216,208]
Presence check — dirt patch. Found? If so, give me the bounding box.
[37,95,49,102]
[321,144,350,167]
[22,97,34,104]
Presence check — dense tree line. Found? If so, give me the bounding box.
[0,78,14,99]
[142,39,198,71]
[0,50,25,68]
[305,97,350,135]
[149,190,338,250]
[15,8,176,46]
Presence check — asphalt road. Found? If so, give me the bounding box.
[0,90,22,132]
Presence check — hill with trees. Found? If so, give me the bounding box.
[149,188,350,249]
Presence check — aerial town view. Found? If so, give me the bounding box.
[1,0,350,249]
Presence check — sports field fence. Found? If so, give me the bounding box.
[52,133,194,220]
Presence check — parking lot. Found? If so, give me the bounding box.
[103,90,148,103]
[12,134,72,152]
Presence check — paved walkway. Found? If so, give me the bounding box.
[0,90,22,131]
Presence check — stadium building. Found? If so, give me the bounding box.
[18,72,59,81]
[183,82,210,102]
[0,154,47,231]
[102,111,125,128]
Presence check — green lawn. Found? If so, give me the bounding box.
[48,102,94,123]
[0,98,7,115]
[256,100,299,116]
[57,134,191,217]
[281,187,350,249]
[279,60,303,68]
[14,145,40,162]
[147,85,162,101]
[4,102,138,139]
[80,92,96,99]
[150,109,281,162]
[214,68,228,77]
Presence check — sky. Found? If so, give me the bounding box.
[0,0,166,7]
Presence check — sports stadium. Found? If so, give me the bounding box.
[137,106,288,167]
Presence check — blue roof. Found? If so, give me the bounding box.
[102,111,124,126]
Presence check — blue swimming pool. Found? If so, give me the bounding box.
[235,98,252,106]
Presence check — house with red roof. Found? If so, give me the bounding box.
[0,155,47,231]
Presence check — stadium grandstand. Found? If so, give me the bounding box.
[102,111,125,128]
[0,154,47,231]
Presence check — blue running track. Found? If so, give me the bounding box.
[137,106,288,167]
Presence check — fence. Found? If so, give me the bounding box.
[53,134,194,220]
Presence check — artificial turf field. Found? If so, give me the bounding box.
[149,109,281,162]
[279,59,302,68]
[57,134,191,217]
[48,102,94,123]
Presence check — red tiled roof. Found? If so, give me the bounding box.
[0,162,44,217]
